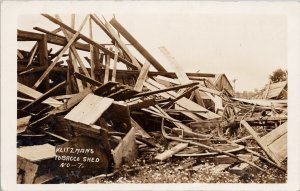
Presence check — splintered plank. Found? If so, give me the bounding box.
[112,127,137,168]
[144,78,220,120]
[65,93,113,125]
[17,144,56,162]
[33,15,89,89]
[17,82,62,107]
[154,143,188,161]
[134,60,150,92]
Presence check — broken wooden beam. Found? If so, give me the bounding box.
[109,17,167,72]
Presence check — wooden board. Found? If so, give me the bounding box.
[17,116,31,134]
[17,156,39,183]
[241,120,282,165]
[112,127,137,168]
[261,122,287,146]
[155,143,188,161]
[17,82,62,107]
[65,93,113,125]
[17,144,56,162]
[134,60,150,92]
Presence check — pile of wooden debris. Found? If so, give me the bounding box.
[17,14,287,184]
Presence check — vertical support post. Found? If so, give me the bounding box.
[111,44,119,82]
[38,34,49,91]
[104,52,111,83]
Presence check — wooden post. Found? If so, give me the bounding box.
[104,53,111,83]
[89,17,96,79]
[111,44,119,82]
[38,34,49,91]
[69,14,84,92]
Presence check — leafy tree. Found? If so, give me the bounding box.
[269,68,287,83]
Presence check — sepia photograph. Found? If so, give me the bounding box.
[1,1,300,190]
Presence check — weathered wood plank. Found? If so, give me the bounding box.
[50,86,93,114]
[241,120,281,165]
[17,116,31,133]
[17,82,62,107]
[17,144,56,162]
[261,122,287,146]
[22,81,67,112]
[155,143,188,161]
[65,93,113,125]
[134,60,150,92]
[112,127,137,168]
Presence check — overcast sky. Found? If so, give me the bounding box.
[18,13,287,92]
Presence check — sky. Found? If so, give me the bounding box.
[18,13,287,92]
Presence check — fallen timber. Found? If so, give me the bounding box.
[16,14,288,184]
